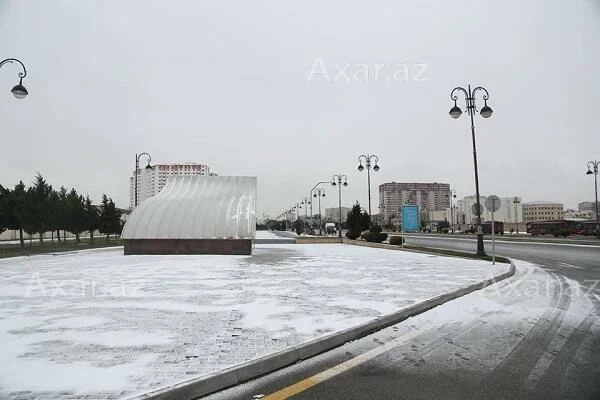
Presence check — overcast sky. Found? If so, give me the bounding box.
[1,0,599,217]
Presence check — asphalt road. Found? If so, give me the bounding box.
[204,236,600,400]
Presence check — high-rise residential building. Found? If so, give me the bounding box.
[129,162,215,209]
[324,207,351,222]
[522,202,564,223]
[578,201,599,219]
[379,182,451,224]
[456,195,522,226]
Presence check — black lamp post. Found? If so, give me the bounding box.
[313,188,326,235]
[450,85,493,256]
[134,152,153,208]
[357,154,380,225]
[0,58,28,99]
[332,174,348,238]
[512,197,521,234]
[310,181,329,232]
[586,160,599,235]
[300,197,310,232]
[448,189,457,233]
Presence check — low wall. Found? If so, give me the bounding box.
[296,237,343,244]
[124,239,252,255]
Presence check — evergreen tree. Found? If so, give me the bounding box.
[99,194,122,242]
[65,188,86,242]
[25,174,53,244]
[346,202,369,236]
[84,196,99,244]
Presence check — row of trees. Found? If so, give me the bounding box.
[0,174,123,246]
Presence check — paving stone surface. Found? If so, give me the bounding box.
[0,241,505,399]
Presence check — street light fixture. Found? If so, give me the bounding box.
[0,58,28,99]
[313,188,326,235]
[134,152,153,208]
[450,84,493,256]
[332,174,348,238]
[448,189,457,233]
[586,160,599,236]
[300,197,311,233]
[357,154,380,225]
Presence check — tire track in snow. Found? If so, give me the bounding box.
[481,273,570,396]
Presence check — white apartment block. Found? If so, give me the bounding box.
[456,195,523,226]
[324,207,351,222]
[379,182,451,223]
[129,162,215,209]
[522,202,564,223]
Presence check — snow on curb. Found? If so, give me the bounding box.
[129,259,516,400]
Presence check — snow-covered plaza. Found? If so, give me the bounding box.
[0,237,508,399]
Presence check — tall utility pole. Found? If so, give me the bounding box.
[513,197,521,234]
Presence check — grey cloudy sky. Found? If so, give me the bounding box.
[1,0,599,217]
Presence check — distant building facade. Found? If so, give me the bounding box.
[456,195,523,226]
[324,207,351,222]
[563,209,594,220]
[578,201,599,219]
[522,202,564,223]
[379,182,451,225]
[129,162,216,209]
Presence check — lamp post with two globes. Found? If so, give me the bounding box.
[449,85,493,256]
[332,174,348,238]
[357,154,380,225]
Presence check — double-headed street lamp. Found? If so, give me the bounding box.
[586,160,599,235]
[357,154,380,224]
[512,197,521,234]
[448,189,457,233]
[450,85,493,256]
[332,174,348,238]
[134,152,153,208]
[0,58,28,99]
[310,181,329,230]
[300,197,310,232]
[313,188,326,235]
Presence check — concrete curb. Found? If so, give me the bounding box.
[129,256,516,400]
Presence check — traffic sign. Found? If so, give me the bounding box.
[485,195,501,212]
[471,203,483,216]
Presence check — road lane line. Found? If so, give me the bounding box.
[262,328,426,400]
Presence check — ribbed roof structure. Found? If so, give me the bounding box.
[122,176,256,239]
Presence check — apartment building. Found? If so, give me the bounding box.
[324,207,351,222]
[522,202,564,223]
[456,195,523,226]
[129,162,215,209]
[379,182,451,224]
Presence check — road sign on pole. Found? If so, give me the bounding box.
[484,195,501,265]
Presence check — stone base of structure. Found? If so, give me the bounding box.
[124,239,252,255]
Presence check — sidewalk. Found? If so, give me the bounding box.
[0,239,510,400]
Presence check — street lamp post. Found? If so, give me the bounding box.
[309,181,329,230]
[357,154,380,225]
[332,174,348,238]
[313,188,326,235]
[0,58,28,99]
[512,197,521,234]
[448,189,457,233]
[450,84,493,256]
[586,160,599,235]
[134,152,153,208]
[300,197,310,233]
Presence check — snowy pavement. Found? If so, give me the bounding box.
[0,238,508,399]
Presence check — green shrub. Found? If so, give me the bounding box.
[370,224,382,233]
[346,230,360,240]
[442,228,449,234]
[389,236,404,245]
[361,231,387,243]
